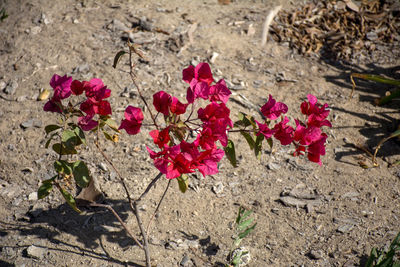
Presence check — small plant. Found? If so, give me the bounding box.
[0,8,8,22]
[366,231,400,267]
[226,206,257,267]
[350,73,400,166]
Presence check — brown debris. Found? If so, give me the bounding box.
[270,0,400,63]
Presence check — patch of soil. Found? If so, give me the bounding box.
[1,0,400,266]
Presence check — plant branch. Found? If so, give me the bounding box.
[133,201,151,267]
[89,203,143,249]
[146,179,171,234]
[136,172,163,202]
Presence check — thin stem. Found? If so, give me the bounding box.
[89,203,143,249]
[137,172,163,202]
[146,179,171,235]
[133,201,151,267]
[128,46,158,130]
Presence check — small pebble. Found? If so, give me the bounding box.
[212,182,224,195]
[99,162,108,172]
[4,80,18,95]
[26,245,46,259]
[308,249,324,260]
[28,192,38,201]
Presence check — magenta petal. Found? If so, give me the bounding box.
[182,65,195,84]
[195,63,214,85]
[78,115,98,131]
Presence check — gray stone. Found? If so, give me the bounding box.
[337,224,354,233]
[28,192,38,201]
[4,80,18,95]
[308,249,324,260]
[20,119,42,129]
[0,80,6,91]
[26,245,46,259]
[99,162,108,172]
[212,182,224,195]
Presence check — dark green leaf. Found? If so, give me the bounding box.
[73,125,86,146]
[266,138,273,149]
[52,143,77,155]
[224,139,237,168]
[54,160,72,175]
[254,134,264,159]
[238,222,257,239]
[37,177,55,199]
[45,132,58,148]
[45,124,62,135]
[177,174,189,193]
[62,130,80,150]
[72,160,90,188]
[59,187,81,213]
[240,131,255,150]
[113,50,127,68]
[103,130,114,142]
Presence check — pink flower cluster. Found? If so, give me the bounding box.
[255,94,331,165]
[119,63,232,179]
[44,74,112,131]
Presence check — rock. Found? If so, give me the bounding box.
[109,19,130,32]
[308,249,324,260]
[99,162,108,172]
[337,224,354,233]
[180,254,193,267]
[212,182,224,195]
[4,80,18,95]
[20,119,42,129]
[28,192,38,201]
[7,144,15,151]
[210,52,219,64]
[0,80,6,91]
[267,162,280,170]
[30,26,42,35]
[26,245,46,259]
[72,63,90,74]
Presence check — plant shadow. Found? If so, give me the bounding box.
[1,199,144,266]
[322,59,400,162]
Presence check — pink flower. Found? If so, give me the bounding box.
[255,120,276,139]
[182,62,214,85]
[293,120,322,146]
[44,74,73,113]
[300,94,332,128]
[260,95,288,120]
[307,133,328,165]
[186,80,210,104]
[119,106,143,135]
[273,116,294,145]
[150,127,171,148]
[208,79,231,103]
[78,115,98,131]
[85,78,111,101]
[196,147,224,177]
[71,80,85,96]
[170,97,188,115]
[153,91,172,116]
[80,98,111,116]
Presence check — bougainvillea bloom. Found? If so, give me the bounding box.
[78,115,98,131]
[260,94,288,120]
[196,147,224,177]
[153,91,172,116]
[182,62,214,85]
[119,106,143,135]
[300,94,332,128]
[255,120,276,139]
[80,98,112,116]
[293,120,322,146]
[186,80,210,104]
[84,78,111,101]
[150,127,171,148]
[43,74,73,113]
[208,79,231,104]
[273,116,294,145]
[70,80,85,96]
[307,133,328,165]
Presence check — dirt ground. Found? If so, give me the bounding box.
[1,0,400,266]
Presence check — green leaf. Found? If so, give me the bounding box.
[224,139,237,168]
[240,131,255,150]
[103,130,114,142]
[59,187,81,213]
[238,222,257,239]
[113,50,127,68]
[62,129,80,150]
[352,73,400,87]
[234,112,256,128]
[177,174,189,193]
[254,134,264,159]
[45,124,62,135]
[266,138,273,149]
[72,160,90,188]
[103,117,120,132]
[45,132,58,149]
[54,160,72,175]
[238,218,255,231]
[37,176,56,199]
[73,125,86,145]
[52,143,77,155]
